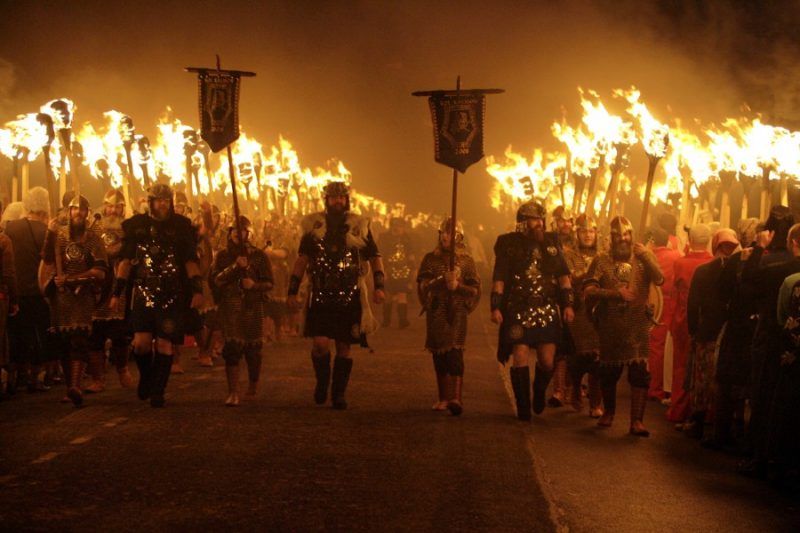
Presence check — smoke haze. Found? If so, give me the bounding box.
[1,0,799,224]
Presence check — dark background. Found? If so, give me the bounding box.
[1,0,799,225]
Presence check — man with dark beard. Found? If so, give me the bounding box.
[87,189,132,393]
[563,213,603,417]
[40,195,108,407]
[287,181,385,409]
[109,184,203,408]
[491,200,574,421]
[549,206,576,407]
[584,216,663,436]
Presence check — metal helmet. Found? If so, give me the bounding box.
[575,213,597,230]
[609,215,634,237]
[552,205,574,222]
[67,194,90,211]
[228,215,253,232]
[174,191,188,207]
[516,200,546,222]
[103,189,126,206]
[323,181,350,198]
[147,183,174,202]
[438,217,465,242]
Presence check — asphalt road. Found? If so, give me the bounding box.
[1,307,798,532]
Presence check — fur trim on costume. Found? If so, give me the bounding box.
[300,212,370,250]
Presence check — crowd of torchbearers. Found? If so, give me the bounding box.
[0,175,798,488]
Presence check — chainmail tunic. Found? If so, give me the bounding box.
[585,251,662,365]
[211,243,273,345]
[45,224,108,332]
[92,215,125,321]
[563,246,600,355]
[417,248,481,354]
[382,232,415,293]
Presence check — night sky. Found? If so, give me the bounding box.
[1,0,799,224]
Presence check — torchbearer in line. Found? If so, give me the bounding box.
[211,215,273,406]
[109,183,203,408]
[40,194,108,407]
[417,218,480,415]
[584,216,664,436]
[287,181,384,409]
[491,200,574,421]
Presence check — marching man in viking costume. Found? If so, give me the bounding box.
[211,215,273,406]
[417,218,480,415]
[40,195,108,407]
[584,216,664,437]
[562,213,603,417]
[87,189,133,392]
[110,183,203,408]
[491,200,575,421]
[287,181,385,410]
[381,217,416,329]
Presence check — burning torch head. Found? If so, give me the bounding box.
[147,183,174,220]
[324,181,350,214]
[119,115,135,144]
[438,217,464,248]
[35,113,55,146]
[48,99,73,130]
[183,129,198,156]
[227,215,253,245]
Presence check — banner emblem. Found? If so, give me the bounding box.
[428,94,485,173]
[197,71,241,153]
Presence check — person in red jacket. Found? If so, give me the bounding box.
[647,227,682,401]
[666,224,714,424]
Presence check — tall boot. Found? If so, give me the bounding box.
[311,352,331,404]
[432,352,448,411]
[598,381,617,427]
[398,303,410,329]
[509,366,532,421]
[84,351,106,393]
[330,357,353,410]
[66,360,84,408]
[382,302,392,327]
[446,376,463,416]
[135,351,153,401]
[629,387,650,437]
[244,344,262,398]
[112,345,133,388]
[533,366,553,415]
[225,362,241,407]
[587,373,603,418]
[149,352,173,408]
[548,359,567,407]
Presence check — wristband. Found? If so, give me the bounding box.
[112,277,129,297]
[288,274,301,296]
[189,275,203,295]
[373,271,385,291]
[559,287,575,308]
[490,291,503,312]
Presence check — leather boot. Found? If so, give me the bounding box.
[225,363,241,407]
[629,387,650,437]
[312,352,331,404]
[398,303,410,329]
[446,375,463,416]
[548,359,567,407]
[587,373,603,418]
[509,366,532,421]
[113,345,133,388]
[433,372,448,410]
[66,360,84,408]
[149,352,173,408]
[598,381,617,427]
[244,344,262,398]
[135,351,153,400]
[84,351,106,393]
[330,357,353,410]
[382,302,392,327]
[533,366,552,415]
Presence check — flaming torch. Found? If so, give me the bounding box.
[35,113,57,213]
[118,114,136,211]
[182,128,200,210]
